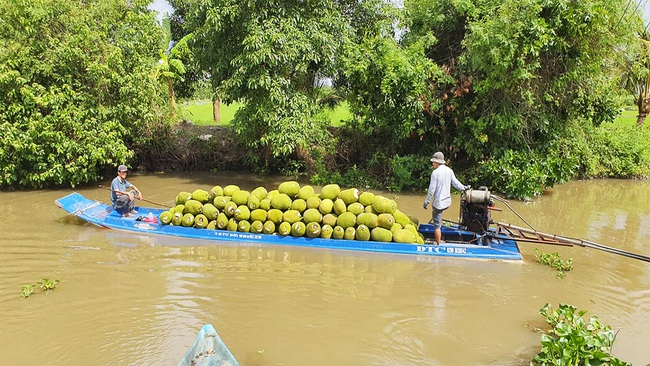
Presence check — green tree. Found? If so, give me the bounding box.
[618,31,650,126]
[404,0,642,198]
[154,35,190,120]
[187,0,389,165]
[0,0,163,188]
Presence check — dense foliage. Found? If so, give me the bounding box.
[402,0,645,198]
[1,0,648,197]
[0,0,163,188]
[188,0,392,167]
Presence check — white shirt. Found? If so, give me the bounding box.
[424,164,466,210]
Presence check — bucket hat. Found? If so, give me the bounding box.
[430,152,446,164]
[117,164,129,172]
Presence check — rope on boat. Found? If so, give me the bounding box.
[491,194,536,230]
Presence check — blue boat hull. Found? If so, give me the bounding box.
[55,192,522,260]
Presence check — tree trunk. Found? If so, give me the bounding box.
[213,97,221,124]
[637,96,648,126]
[168,78,176,120]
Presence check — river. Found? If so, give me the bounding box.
[0,173,648,365]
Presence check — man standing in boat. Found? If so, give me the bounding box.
[423,152,470,244]
[110,164,142,217]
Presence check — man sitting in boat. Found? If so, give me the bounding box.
[423,152,470,244]
[110,165,142,217]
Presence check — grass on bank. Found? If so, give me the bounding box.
[179,100,352,126]
[182,99,639,127]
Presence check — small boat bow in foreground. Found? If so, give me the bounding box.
[177,324,239,366]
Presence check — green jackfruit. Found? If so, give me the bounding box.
[303,208,323,224]
[192,189,210,204]
[332,226,345,239]
[377,213,396,230]
[194,214,208,229]
[173,204,185,214]
[250,220,264,234]
[356,212,378,229]
[408,215,420,226]
[355,225,370,241]
[226,218,238,231]
[278,222,292,236]
[359,192,375,206]
[238,220,251,232]
[251,186,268,200]
[290,198,307,213]
[390,223,403,235]
[344,227,356,240]
[213,196,231,210]
[319,199,334,214]
[247,195,260,210]
[393,229,416,243]
[283,210,302,224]
[271,193,292,211]
[336,212,357,229]
[232,190,250,206]
[184,200,203,216]
[209,185,223,200]
[364,205,376,214]
[370,227,393,242]
[171,211,183,226]
[333,198,347,215]
[320,224,333,239]
[175,191,192,205]
[159,210,173,225]
[224,201,238,217]
[206,220,217,230]
[298,185,315,200]
[404,224,419,238]
[259,198,271,211]
[373,197,397,214]
[250,209,267,222]
[263,221,276,234]
[305,222,321,238]
[322,213,338,227]
[202,203,219,221]
[181,213,195,227]
[216,213,229,229]
[347,202,365,216]
[306,196,321,209]
[267,209,284,225]
[234,205,250,221]
[416,233,425,244]
[291,221,306,237]
[223,185,240,196]
[393,209,411,227]
[339,188,359,205]
[266,190,279,200]
[278,181,300,197]
[320,184,340,200]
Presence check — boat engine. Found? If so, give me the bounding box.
[460,187,494,233]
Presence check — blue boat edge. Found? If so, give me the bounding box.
[55,192,522,261]
[177,324,240,366]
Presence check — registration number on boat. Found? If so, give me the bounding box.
[417,246,467,254]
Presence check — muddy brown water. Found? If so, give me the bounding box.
[1,173,649,366]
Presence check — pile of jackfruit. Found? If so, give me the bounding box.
[158,181,424,244]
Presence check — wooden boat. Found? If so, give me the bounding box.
[177,324,239,366]
[55,192,522,260]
